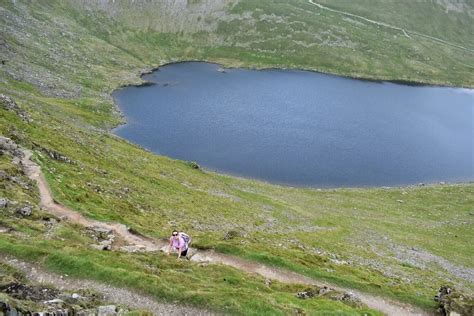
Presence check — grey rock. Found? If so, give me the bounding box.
[318,286,332,295]
[44,298,64,304]
[0,94,32,122]
[296,286,362,307]
[0,198,8,208]
[91,244,109,251]
[99,239,113,250]
[435,285,474,316]
[8,176,31,190]
[120,245,146,253]
[335,292,362,307]
[264,278,272,287]
[40,147,74,164]
[296,291,312,299]
[0,136,23,158]
[17,205,32,216]
[98,305,117,316]
[86,226,114,241]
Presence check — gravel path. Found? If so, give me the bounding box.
[1,256,215,316]
[308,0,474,53]
[20,148,431,315]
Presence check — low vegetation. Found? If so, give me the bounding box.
[1,0,473,314]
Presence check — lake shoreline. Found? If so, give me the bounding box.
[112,61,473,189]
[138,59,473,89]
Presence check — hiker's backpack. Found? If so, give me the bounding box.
[179,232,190,248]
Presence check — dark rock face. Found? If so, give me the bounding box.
[0,281,126,315]
[435,286,474,316]
[0,282,59,301]
[37,146,74,164]
[0,94,32,123]
[0,136,24,159]
[187,161,200,170]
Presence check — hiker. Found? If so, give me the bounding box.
[167,230,191,259]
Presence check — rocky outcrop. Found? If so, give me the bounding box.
[29,142,74,164]
[187,161,200,170]
[0,300,128,316]
[16,204,32,217]
[86,226,116,251]
[0,136,24,160]
[296,285,363,308]
[0,94,32,123]
[40,147,74,164]
[0,198,8,209]
[0,278,129,315]
[435,286,474,316]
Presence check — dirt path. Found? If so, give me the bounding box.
[21,150,160,252]
[20,149,431,315]
[308,0,474,53]
[190,251,429,316]
[0,256,215,316]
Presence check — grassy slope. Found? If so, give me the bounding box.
[0,0,473,314]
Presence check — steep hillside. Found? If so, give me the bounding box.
[0,0,473,314]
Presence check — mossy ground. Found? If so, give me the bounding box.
[1,0,473,314]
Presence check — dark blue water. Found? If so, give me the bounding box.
[113,62,474,187]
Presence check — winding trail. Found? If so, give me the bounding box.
[20,149,431,315]
[0,256,215,316]
[308,0,474,53]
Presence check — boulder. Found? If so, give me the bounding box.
[17,205,32,216]
[86,226,114,241]
[318,286,332,295]
[435,286,474,316]
[296,286,362,308]
[264,278,272,287]
[99,239,113,251]
[36,146,74,164]
[97,305,117,316]
[91,244,109,251]
[296,287,321,299]
[0,198,8,209]
[0,94,32,122]
[0,136,23,158]
[329,292,363,308]
[187,161,200,170]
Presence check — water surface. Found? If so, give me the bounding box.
[113,62,473,187]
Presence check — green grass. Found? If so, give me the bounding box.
[0,220,380,315]
[1,0,473,314]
